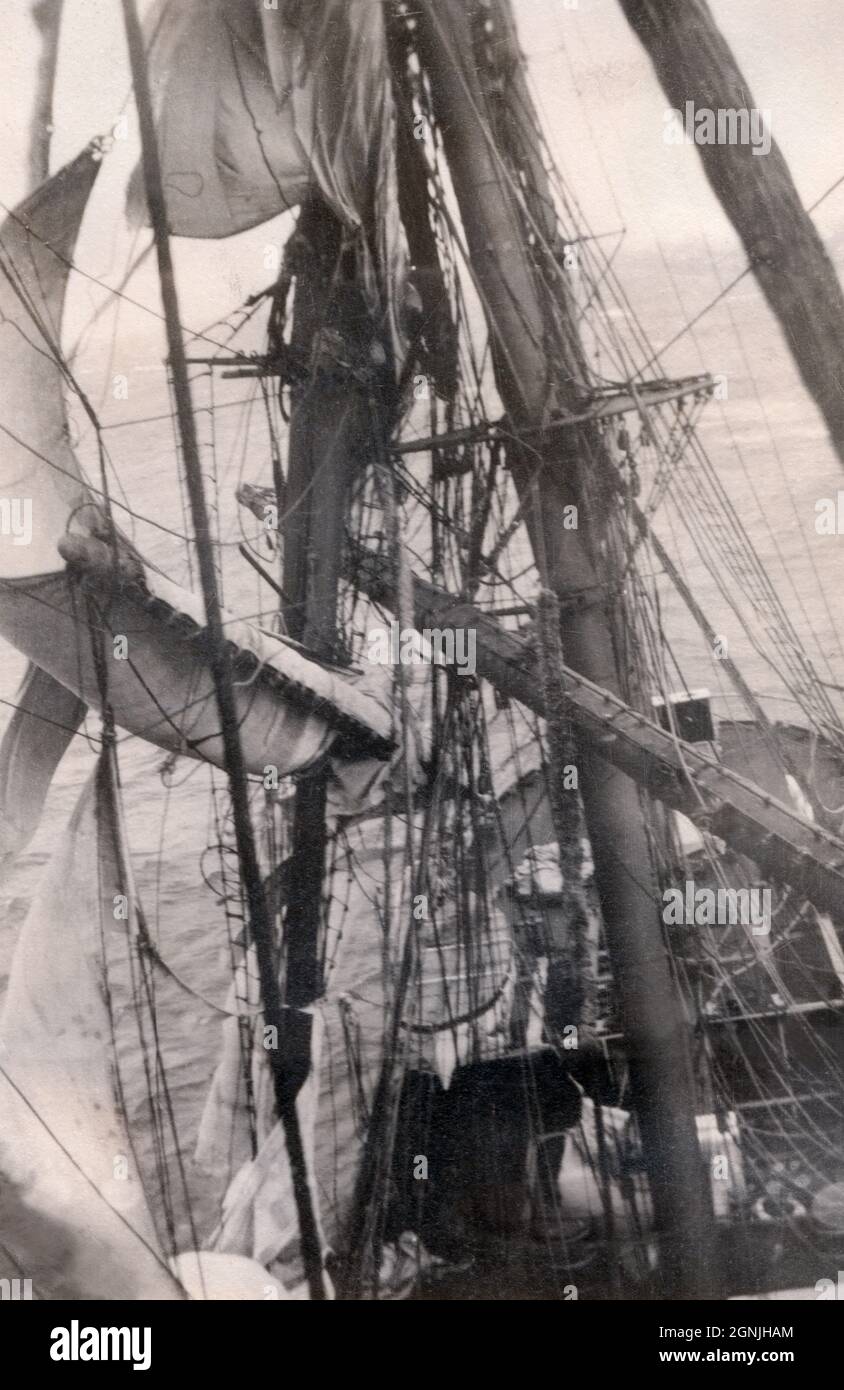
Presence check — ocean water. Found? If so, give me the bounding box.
[1,251,843,1266]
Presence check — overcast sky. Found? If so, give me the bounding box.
[2,0,843,361]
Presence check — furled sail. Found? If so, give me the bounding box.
[0,759,185,1299]
[127,0,409,358]
[1,540,393,774]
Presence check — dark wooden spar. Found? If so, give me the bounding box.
[619,0,844,472]
[121,0,326,1300]
[277,202,368,1084]
[28,0,65,189]
[415,0,715,1296]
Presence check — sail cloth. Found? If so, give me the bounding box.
[198,717,543,1290]
[202,811,517,1291]
[210,1011,331,1300]
[0,662,86,872]
[0,149,397,864]
[169,1250,291,1300]
[127,0,409,363]
[0,549,392,782]
[127,0,312,236]
[0,751,296,1299]
[0,146,98,866]
[0,763,185,1299]
[200,834,415,1291]
[0,144,100,581]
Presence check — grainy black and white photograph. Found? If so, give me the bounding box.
[0,0,843,1340]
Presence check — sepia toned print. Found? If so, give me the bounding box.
[1,0,843,1316]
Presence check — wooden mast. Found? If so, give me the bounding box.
[28,0,64,190]
[414,0,715,1295]
[120,0,326,1300]
[619,0,844,472]
[277,200,381,1084]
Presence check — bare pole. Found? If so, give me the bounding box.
[120,0,326,1300]
[11,0,73,836]
[277,200,378,1105]
[28,0,65,189]
[619,0,844,472]
[414,0,715,1295]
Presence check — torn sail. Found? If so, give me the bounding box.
[127,0,409,360]
[199,805,518,1292]
[126,0,311,236]
[0,143,100,582]
[0,148,394,852]
[210,1010,331,1300]
[0,144,99,869]
[0,762,185,1299]
[0,661,85,871]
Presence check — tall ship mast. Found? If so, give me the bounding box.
[1,0,844,1303]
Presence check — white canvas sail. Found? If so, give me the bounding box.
[0,761,185,1299]
[200,735,531,1293]
[0,660,85,871]
[127,0,409,359]
[126,0,311,238]
[210,1010,331,1300]
[0,143,99,581]
[0,148,396,862]
[0,747,297,1299]
[200,837,416,1294]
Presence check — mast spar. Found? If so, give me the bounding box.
[414,0,716,1295]
[619,0,844,473]
[120,0,326,1301]
[28,0,64,190]
[277,199,376,1084]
